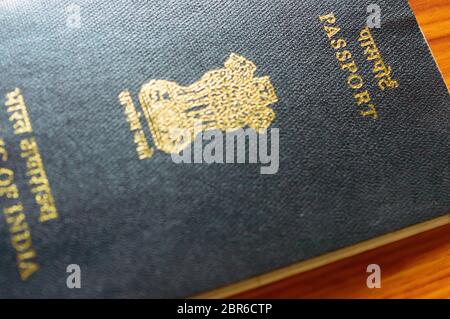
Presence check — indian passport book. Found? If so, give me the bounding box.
[0,0,449,298]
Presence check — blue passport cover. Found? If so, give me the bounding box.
[0,0,449,298]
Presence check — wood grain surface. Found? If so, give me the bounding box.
[232,223,450,298]
[231,0,450,299]
[410,0,450,89]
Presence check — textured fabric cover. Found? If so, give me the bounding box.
[0,0,448,298]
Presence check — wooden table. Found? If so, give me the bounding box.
[411,0,450,89]
[231,0,450,299]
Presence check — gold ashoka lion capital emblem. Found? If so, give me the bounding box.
[138,53,278,154]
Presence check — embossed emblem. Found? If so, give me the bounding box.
[138,53,278,154]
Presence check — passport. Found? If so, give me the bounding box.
[0,0,449,298]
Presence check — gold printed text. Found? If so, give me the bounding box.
[358,27,399,91]
[319,13,379,119]
[0,139,39,280]
[4,88,33,135]
[20,137,59,223]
